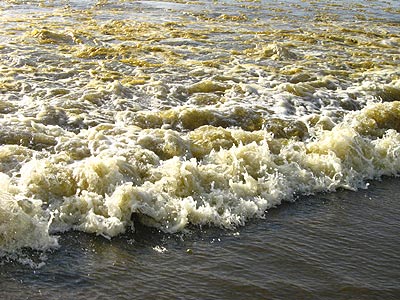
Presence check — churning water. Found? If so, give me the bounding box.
[0,0,399,298]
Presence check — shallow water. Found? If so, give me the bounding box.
[1,177,399,299]
[0,0,400,295]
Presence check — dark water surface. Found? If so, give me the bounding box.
[1,177,399,300]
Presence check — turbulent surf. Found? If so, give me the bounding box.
[0,0,399,254]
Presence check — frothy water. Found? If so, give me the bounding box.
[1,178,399,299]
[0,0,399,266]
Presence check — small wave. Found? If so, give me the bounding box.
[0,102,399,255]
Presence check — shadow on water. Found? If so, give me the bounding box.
[1,177,400,299]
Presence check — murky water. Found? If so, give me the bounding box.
[1,178,399,299]
[0,0,399,297]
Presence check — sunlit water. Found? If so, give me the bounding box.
[1,178,399,299]
[0,0,399,298]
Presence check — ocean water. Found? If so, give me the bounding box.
[1,178,400,299]
[0,0,399,298]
